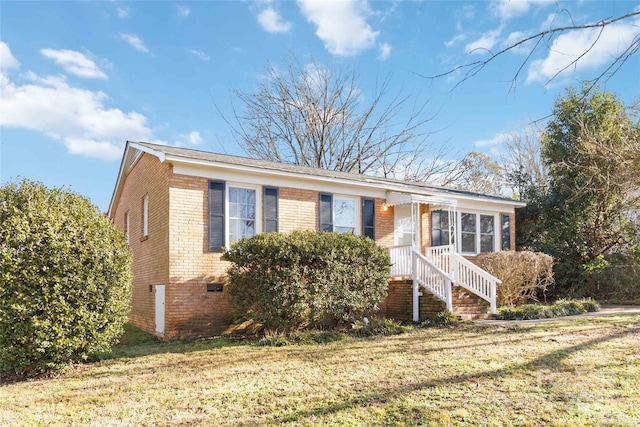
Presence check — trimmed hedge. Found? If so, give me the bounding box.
[0,180,132,376]
[222,231,391,333]
[476,251,554,306]
[497,299,600,320]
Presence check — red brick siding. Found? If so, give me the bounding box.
[113,153,171,334]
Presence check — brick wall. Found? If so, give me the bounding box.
[381,279,446,322]
[164,173,393,339]
[113,153,171,334]
[166,174,231,339]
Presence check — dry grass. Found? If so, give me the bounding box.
[1,314,639,426]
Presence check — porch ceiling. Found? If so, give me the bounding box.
[385,191,457,207]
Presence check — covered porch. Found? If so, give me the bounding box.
[383,192,500,321]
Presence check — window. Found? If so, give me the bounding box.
[208,181,271,251]
[142,194,149,237]
[318,193,361,234]
[480,215,495,253]
[501,213,511,250]
[228,187,256,243]
[263,187,278,233]
[334,197,356,233]
[461,213,476,253]
[124,211,130,244]
[459,212,497,254]
[362,198,375,239]
[431,210,452,247]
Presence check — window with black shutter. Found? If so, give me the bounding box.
[362,198,375,239]
[263,187,278,233]
[319,193,333,231]
[208,181,225,251]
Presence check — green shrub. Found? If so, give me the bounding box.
[350,317,412,337]
[222,231,391,333]
[476,251,554,306]
[419,310,460,327]
[0,180,132,376]
[497,298,600,320]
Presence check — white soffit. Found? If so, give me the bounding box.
[386,191,457,207]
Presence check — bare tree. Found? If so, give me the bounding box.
[446,151,505,196]
[226,54,455,180]
[423,10,640,94]
[499,129,549,202]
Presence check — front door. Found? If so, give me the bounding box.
[394,204,413,246]
[155,284,165,335]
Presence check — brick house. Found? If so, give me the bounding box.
[108,141,525,339]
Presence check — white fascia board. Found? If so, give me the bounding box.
[108,143,136,218]
[108,142,168,218]
[171,162,388,199]
[129,142,166,163]
[165,155,525,210]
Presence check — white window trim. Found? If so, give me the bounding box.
[456,211,498,255]
[225,183,261,246]
[142,195,149,237]
[333,194,361,235]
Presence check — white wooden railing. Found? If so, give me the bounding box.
[450,252,499,314]
[399,244,500,315]
[413,251,453,311]
[425,244,453,274]
[388,244,412,277]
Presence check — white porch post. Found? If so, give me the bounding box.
[412,250,419,322]
[412,201,421,322]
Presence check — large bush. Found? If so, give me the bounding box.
[0,180,132,376]
[222,231,391,333]
[476,251,554,306]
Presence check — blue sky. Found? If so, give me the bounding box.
[1,0,639,212]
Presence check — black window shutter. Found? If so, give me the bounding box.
[431,210,442,246]
[208,181,225,251]
[319,193,333,232]
[362,198,375,239]
[263,187,279,233]
[501,213,511,250]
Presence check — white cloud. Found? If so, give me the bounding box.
[41,49,107,79]
[526,15,640,84]
[257,6,292,33]
[1,41,19,70]
[502,31,526,48]
[444,32,467,48]
[491,0,552,21]
[297,0,379,56]
[0,64,155,160]
[378,42,391,60]
[188,49,210,61]
[473,132,510,148]
[119,33,150,53]
[176,131,203,147]
[177,5,191,20]
[465,29,501,54]
[117,6,130,18]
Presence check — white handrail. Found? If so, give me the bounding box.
[450,252,499,314]
[413,251,453,312]
[425,244,454,272]
[388,245,412,277]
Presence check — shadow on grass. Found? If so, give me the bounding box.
[266,325,640,425]
[88,323,247,363]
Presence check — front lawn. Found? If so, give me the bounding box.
[1,314,639,426]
